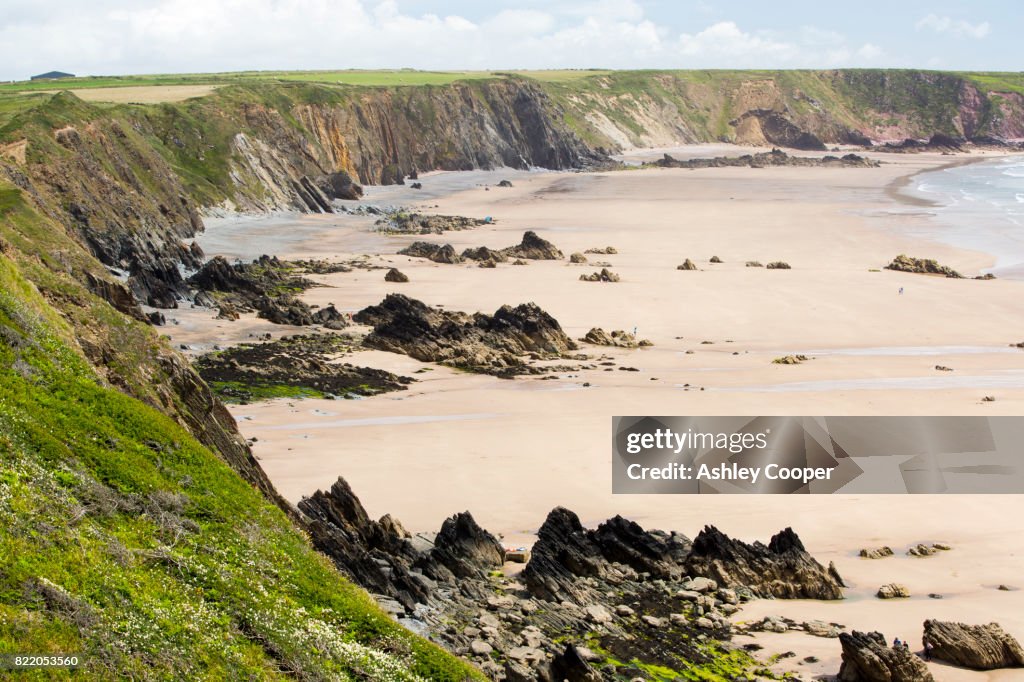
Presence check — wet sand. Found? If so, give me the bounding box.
[172,147,1024,679]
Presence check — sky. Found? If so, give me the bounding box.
[1,0,1020,81]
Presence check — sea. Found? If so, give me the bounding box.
[904,154,1024,279]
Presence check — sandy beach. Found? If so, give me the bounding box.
[173,146,1024,678]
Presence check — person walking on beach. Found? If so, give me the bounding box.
[924,640,933,661]
[899,287,904,295]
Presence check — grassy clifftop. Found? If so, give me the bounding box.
[0,186,481,680]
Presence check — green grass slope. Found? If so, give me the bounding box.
[0,187,481,680]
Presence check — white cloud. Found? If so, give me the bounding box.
[916,13,991,39]
[0,1,910,80]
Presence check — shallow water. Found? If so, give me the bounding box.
[901,155,1024,278]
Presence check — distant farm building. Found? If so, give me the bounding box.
[31,71,75,81]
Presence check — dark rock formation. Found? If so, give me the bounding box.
[885,254,963,278]
[378,212,485,234]
[398,242,463,264]
[677,259,698,271]
[653,148,878,169]
[683,526,845,600]
[461,246,509,263]
[194,334,411,402]
[501,231,562,260]
[385,268,409,283]
[579,268,620,282]
[838,631,934,681]
[353,294,577,375]
[497,179,514,188]
[923,620,1024,670]
[580,328,652,348]
[569,253,587,264]
[766,261,791,270]
[315,170,363,200]
[584,246,617,255]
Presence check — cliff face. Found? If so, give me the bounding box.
[543,70,1024,150]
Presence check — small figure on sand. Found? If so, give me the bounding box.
[924,639,934,661]
[899,287,904,295]
[633,326,638,336]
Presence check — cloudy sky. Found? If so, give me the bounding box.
[1,0,1018,81]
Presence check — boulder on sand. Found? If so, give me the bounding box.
[501,231,563,260]
[579,268,620,282]
[838,630,934,681]
[677,259,698,271]
[924,619,1024,670]
[398,242,462,264]
[385,268,409,283]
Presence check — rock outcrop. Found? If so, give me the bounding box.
[385,268,409,283]
[398,242,463,264]
[683,526,845,600]
[838,631,934,681]
[376,212,485,234]
[653,148,878,169]
[501,231,562,260]
[677,259,698,270]
[885,254,963,278]
[579,268,620,282]
[923,620,1024,670]
[461,246,509,263]
[194,334,411,402]
[353,294,577,375]
[188,255,348,328]
[581,328,652,348]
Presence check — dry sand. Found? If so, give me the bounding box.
[30,84,220,103]
[170,147,1024,679]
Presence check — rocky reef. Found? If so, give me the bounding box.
[194,333,411,403]
[353,294,578,376]
[652,148,879,169]
[923,619,1024,670]
[188,255,349,327]
[375,212,487,234]
[885,254,963,278]
[300,477,844,681]
[838,631,934,681]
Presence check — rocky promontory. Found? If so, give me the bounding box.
[299,477,848,681]
[838,630,934,681]
[924,619,1024,670]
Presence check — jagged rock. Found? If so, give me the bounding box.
[569,252,588,263]
[431,512,504,579]
[502,231,563,260]
[907,543,947,557]
[745,261,763,267]
[859,547,894,559]
[398,242,463,264]
[385,268,409,283]
[580,328,651,348]
[684,526,845,600]
[315,171,363,201]
[584,246,617,255]
[461,246,508,263]
[548,643,602,679]
[677,259,698,271]
[772,354,809,365]
[381,213,485,234]
[924,620,1024,670]
[579,268,620,282]
[147,311,166,326]
[838,631,934,681]
[353,294,577,375]
[885,255,963,278]
[876,583,910,599]
[766,261,791,270]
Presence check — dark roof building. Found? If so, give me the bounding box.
[30,71,75,81]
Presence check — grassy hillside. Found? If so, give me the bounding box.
[0,185,481,680]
